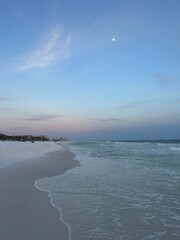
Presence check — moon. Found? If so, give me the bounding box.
[112,37,116,42]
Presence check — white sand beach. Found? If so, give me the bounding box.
[0,141,80,240]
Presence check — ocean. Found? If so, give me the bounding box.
[35,140,180,240]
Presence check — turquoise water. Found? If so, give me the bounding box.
[36,140,180,239]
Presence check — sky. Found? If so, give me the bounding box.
[0,0,180,140]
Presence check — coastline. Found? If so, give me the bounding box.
[0,148,80,240]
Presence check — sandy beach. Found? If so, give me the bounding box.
[0,147,80,240]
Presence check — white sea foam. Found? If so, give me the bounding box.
[170,147,180,151]
[0,141,63,168]
[34,181,73,240]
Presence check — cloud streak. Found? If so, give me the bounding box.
[16,26,70,71]
[8,127,30,130]
[119,100,154,110]
[0,97,8,101]
[21,113,65,121]
[94,118,123,122]
[155,76,179,86]
[154,76,180,96]
[21,114,65,121]
[0,98,10,111]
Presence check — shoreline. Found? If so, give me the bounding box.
[0,148,80,240]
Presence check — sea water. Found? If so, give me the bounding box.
[35,140,180,239]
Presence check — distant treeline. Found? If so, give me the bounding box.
[0,133,68,142]
[0,133,49,142]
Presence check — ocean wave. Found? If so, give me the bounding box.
[170,147,180,151]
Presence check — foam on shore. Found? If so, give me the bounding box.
[35,182,73,240]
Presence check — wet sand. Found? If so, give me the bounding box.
[0,150,80,240]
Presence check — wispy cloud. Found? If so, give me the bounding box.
[154,76,180,88]
[0,98,10,111]
[153,76,180,92]
[94,118,123,122]
[8,127,30,130]
[0,97,8,101]
[16,26,70,71]
[21,113,65,121]
[119,100,154,110]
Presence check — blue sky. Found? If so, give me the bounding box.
[0,0,180,140]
